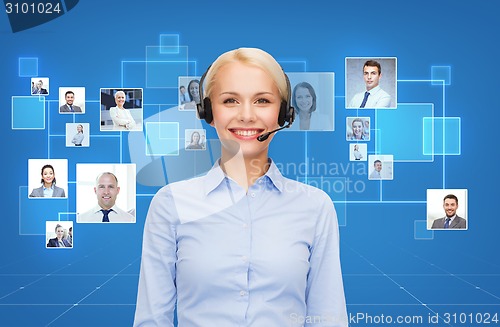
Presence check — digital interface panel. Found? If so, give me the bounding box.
[1,1,498,326]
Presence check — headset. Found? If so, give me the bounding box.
[196,65,295,132]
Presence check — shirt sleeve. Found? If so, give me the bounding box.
[305,197,348,327]
[110,107,134,127]
[127,110,137,128]
[134,188,177,326]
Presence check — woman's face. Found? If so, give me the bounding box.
[77,125,83,133]
[192,132,200,144]
[189,82,200,98]
[56,227,64,239]
[295,87,313,112]
[42,167,54,185]
[115,93,126,107]
[210,62,281,159]
[352,121,363,137]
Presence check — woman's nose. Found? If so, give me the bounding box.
[237,102,257,122]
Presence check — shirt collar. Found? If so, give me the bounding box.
[367,85,381,94]
[92,204,118,214]
[203,158,285,196]
[43,184,54,191]
[262,159,285,193]
[203,160,226,196]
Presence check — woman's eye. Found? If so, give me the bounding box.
[223,98,237,104]
[256,98,270,104]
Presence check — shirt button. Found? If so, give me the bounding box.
[242,223,248,229]
[242,256,248,262]
[240,290,246,296]
[250,193,256,198]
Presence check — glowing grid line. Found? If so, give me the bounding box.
[375,103,435,163]
[397,79,447,188]
[45,257,141,326]
[423,117,461,156]
[400,248,500,302]
[346,245,442,317]
[120,60,197,89]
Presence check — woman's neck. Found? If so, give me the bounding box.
[220,150,270,192]
[43,182,52,188]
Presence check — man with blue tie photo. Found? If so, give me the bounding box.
[77,172,135,223]
[60,90,82,113]
[431,194,467,229]
[348,60,391,108]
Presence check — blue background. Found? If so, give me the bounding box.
[1,1,499,326]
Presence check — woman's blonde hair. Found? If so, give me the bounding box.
[203,48,288,102]
[114,90,126,98]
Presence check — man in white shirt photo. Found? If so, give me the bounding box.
[78,172,135,223]
[349,60,391,108]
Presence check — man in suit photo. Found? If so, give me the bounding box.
[32,79,48,95]
[431,194,467,229]
[60,90,82,113]
[46,224,72,248]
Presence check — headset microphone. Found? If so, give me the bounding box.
[257,121,292,142]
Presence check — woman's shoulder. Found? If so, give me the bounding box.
[151,175,208,210]
[282,178,336,221]
[29,186,43,197]
[148,175,208,224]
[279,176,333,205]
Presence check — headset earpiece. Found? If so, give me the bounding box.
[278,101,287,127]
[201,97,213,124]
[280,72,295,127]
[196,68,213,124]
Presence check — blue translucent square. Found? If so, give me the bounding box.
[146,61,190,88]
[423,117,461,155]
[376,103,434,161]
[414,220,434,240]
[160,34,180,54]
[19,187,69,235]
[145,122,179,156]
[18,57,38,77]
[12,96,45,129]
[297,177,347,226]
[431,66,451,85]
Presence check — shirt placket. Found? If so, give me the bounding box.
[233,179,266,326]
